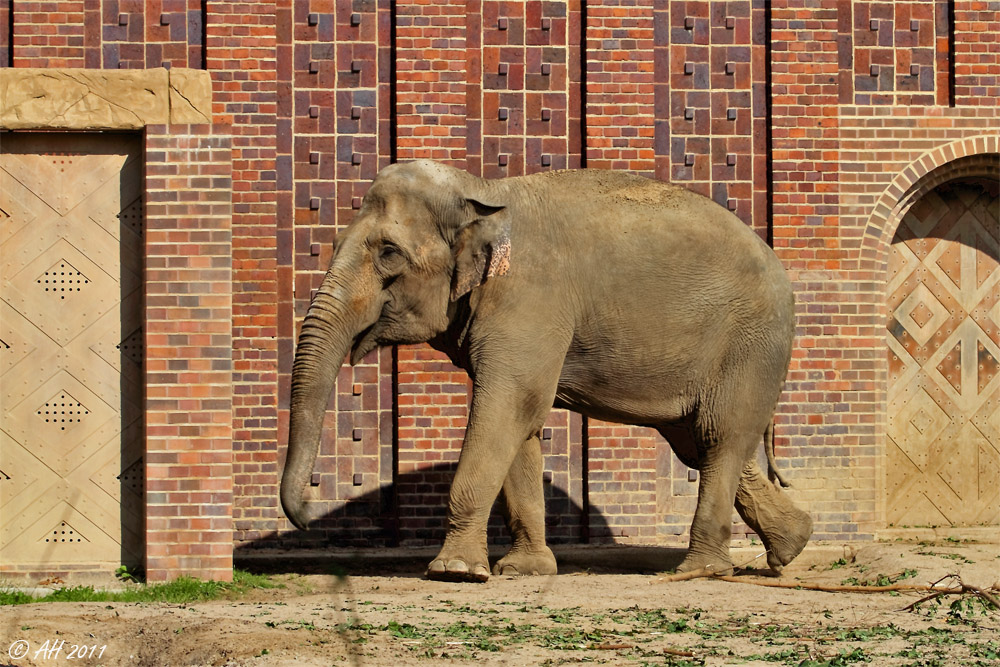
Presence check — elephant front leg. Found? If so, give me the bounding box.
[492,434,557,577]
[734,460,812,573]
[427,387,556,583]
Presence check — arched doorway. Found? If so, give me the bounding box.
[886,177,999,527]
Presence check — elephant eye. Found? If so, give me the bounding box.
[377,242,406,273]
[380,243,401,260]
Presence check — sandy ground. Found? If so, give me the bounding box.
[2,539,998,666]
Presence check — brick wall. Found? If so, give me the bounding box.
[144,125,234,582]
[3,1,998,576]
[207,0,281,549]
[954,0,1000,105]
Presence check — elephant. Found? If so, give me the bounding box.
[280,159,813,582]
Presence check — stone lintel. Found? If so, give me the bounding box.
[1,68,212,130]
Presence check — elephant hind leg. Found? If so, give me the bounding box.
[492,433,557,577]
[735,460,812,572]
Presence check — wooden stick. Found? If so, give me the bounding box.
[712,577,953,594]
[656,551,769,583]
[673,572,999,611]
[657,568,719,583]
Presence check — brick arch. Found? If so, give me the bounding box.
[860,135,1000,277]
[868,137,999,532]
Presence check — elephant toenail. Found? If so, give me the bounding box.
[446,559,469,573]
[427,559,446,574]
[472,565,490,581]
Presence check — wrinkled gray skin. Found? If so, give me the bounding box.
[281,160,812,582]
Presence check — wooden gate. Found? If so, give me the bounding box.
[1,133,144,572]
[887,179,1000,528]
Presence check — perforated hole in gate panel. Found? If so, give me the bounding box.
[118,197,143,236]
[36,393,89,431]
[116,328,144,365]
[44,522,84,543]
[36,261,90,299]
[117,458,144,495]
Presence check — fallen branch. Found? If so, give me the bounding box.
[656,552,769,582]
[897,574,1000,612]
[712,576,947,594]
[657,568,719,583]
[657,569,999,613]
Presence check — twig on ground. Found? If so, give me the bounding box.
[657,568,718,583]
[656,567,999,613]
[897,574,1000,612]
[656,551,768,582]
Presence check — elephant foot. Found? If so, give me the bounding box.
[492,546,557,577]
[675,551,734,577]
[761,508,813,573]
[427,547,491,583]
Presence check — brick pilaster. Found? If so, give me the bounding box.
[144,126,234,582]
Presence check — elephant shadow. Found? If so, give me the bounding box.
[236,461,689,578]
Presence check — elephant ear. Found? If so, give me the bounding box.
[450,199,512,302]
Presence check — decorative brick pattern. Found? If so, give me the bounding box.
[851,1,941,106]
[144,125,234,582]
[665,0,767,234]
[274,0,395,548]
[477,0,581,177]
[100,0,203,70]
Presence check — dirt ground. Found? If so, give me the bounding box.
[2,539,998,666]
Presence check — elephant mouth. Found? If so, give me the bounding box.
[350,323,380,365]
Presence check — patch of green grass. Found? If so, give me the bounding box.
[798,647,870,666]
[0,569,280,606]
[916,550,975,564]
[540,627,608,650]
[841,568,917,587]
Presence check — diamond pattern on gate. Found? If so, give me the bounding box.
[3,238,118,346]
[4,370,118,478]
[36,260,91,299]
[36,391,89,432]
[893,281,950,347]
[887,182,1000,527]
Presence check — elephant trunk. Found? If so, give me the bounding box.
[280,271,363,531]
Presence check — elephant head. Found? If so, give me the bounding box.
[280,160,512,530]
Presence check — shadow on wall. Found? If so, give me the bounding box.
[235,461,693,576]
[237,461,619,552]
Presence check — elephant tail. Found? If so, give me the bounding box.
[765,420,791,488]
